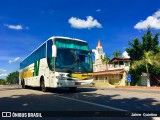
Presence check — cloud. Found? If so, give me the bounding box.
[0,69,6,72]
[9,57,20,64]
[122,51,130,58]
[96,9,101,12]
[134,10,160,30]
[0,73,7,78]
[25,26,29,30]
[49,9,55,14]
[4,24,23,30]
[41,9,55,14]
[68,16,102,29]
[153,10,160,18]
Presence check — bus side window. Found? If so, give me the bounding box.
[47,39,54,70]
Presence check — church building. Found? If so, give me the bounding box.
[93,40,131,86]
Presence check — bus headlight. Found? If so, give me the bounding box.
[83,76,93,80]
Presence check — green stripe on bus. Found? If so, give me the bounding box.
[34,60,40,76]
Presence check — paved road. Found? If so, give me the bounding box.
[0,85,159,120]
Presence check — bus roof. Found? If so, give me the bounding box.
[49,36,87,43]
[20,36,87,63]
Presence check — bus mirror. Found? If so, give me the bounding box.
[92,49,96,53]
[52,45,57,57]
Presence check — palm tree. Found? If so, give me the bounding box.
[113,50,122,58]
[102,56,110,70]
[131,51,160,87]
[102,56,110,64]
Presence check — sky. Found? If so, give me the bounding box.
[0,0,160,79]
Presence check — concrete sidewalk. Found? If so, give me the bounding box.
[93,81,160,90]
[115,86,160,90]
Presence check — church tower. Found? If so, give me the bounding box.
[95,40,105,63]
[93,39,106,72]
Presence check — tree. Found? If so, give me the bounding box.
[102,56,110,64]
[126,28,160,86]
[6,71,19,84]
[126,28,160,60]
[131,51,160,87]
[113,50,122,58]
[126,38,143,60]
[142,28,159,53]
[0,79,6,85]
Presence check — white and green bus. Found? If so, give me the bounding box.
[19,36,93,92]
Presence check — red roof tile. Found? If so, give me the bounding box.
[94,69,125,75]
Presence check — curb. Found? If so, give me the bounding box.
[115,86,160,90]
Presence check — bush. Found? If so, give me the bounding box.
[0,79,6,85]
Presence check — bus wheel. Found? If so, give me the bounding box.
[40,78,47,92]
[22,80,26,89]
[69,87,77,92]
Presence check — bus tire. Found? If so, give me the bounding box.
[22,80,27,89]
[40,77,47,92]
[69,87,77,91]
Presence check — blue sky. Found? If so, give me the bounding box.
[0,0,160,78]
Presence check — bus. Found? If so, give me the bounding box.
[19,36,93,92]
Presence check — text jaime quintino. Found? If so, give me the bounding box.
[2,112,42,118]
[131,112,158,117]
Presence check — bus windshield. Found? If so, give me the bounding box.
[56,49,93,73]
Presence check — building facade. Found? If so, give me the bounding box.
[93,40,131,86]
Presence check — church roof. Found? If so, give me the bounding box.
[109,57,131,63]
[97,39,102,47]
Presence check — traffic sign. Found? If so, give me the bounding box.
[127,74,131,82]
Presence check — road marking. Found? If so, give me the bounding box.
[55,94,128,112]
